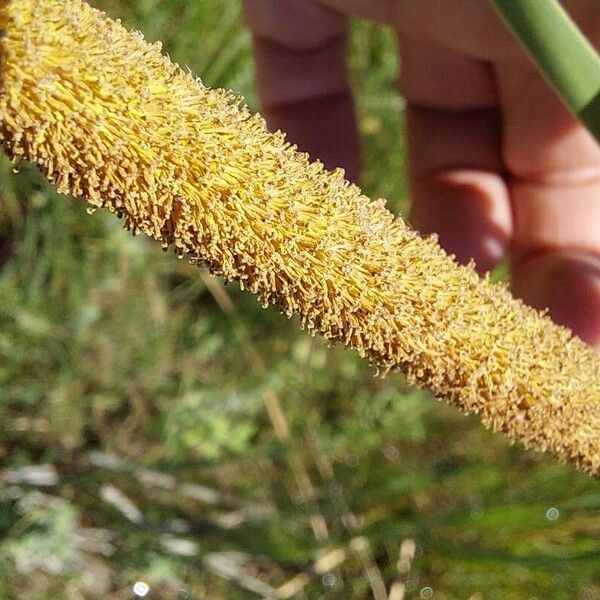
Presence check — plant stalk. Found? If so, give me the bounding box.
[490,0,600,142]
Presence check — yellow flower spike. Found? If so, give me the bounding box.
[0,0,599,476]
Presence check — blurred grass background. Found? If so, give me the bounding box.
[0,1,599,598]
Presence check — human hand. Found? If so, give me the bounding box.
[242,0,600,350]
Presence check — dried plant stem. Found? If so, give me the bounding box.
[0,0,599,477]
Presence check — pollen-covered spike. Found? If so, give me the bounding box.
[0,0,599,476]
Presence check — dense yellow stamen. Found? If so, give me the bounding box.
[0,0,599,476]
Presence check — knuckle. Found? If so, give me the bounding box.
[503,126,600,184]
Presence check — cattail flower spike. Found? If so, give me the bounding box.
[0,0,599,476]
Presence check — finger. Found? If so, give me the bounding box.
[250,36,360,181]
[497,60,600,347]
[511,251,600,350]
[401,37,512,274]
[242,0,360,181]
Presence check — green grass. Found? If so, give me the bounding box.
[0,1,599,598]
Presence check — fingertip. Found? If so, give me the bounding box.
[511,250,600,351]
[409,169,512,275]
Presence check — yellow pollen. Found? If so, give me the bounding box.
[0,0,599,477]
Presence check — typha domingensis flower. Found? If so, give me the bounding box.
[0,0,598,477]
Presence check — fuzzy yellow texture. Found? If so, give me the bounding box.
[0,0,599,476]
